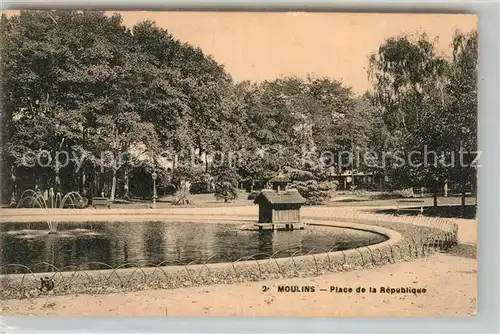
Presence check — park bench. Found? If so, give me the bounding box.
[92,197,112,209]
[395,199,425,216]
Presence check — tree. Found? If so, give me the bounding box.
[1,11,242,203]
[93,113,157,201]
[1,11,132,198]
[368,33,450,204]
[288,180,335,205]
[212,164,240,202]
[122,22,192,153]
[444,30,478,211]
[302,76,356,156]
[235,75,358,181]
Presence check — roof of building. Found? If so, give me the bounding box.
[269,175,291,183]
[253,189,306,205]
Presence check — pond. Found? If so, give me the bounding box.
[0,221,388,274]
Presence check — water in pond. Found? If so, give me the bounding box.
[0,221,388,274]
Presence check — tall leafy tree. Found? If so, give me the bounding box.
[444,30,478,209]
[368,33,450,202]
[1,11,132,197]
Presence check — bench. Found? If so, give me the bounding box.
[92,197,112,209]
[396,199,425,216]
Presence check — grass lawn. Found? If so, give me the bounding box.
[108,191,477,220]
[374,204,477,219]
[111,191,255,209]
[5,189,476,220]
[325,194,476,207]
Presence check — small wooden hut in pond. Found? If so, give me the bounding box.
[253,176,306,230]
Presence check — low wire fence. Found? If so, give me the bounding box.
[0,215,460,300]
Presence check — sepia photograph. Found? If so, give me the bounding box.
[0,10,478,317]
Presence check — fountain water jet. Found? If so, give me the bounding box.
[16,189,86,234]
[47,222,58,234]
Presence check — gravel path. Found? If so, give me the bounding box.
[1,254,476,316]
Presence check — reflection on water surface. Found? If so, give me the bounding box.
[0,221,387,273]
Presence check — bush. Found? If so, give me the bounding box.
[214,181,238,202]
[393,188,415,198]
[171,166,213,195]
[375,188,415,199]
[172,181,192,205]
[212,165,240,203]
[285,168,315,182]
[247,191,260,200]
[190,181,211,194]
[289,180,335,205]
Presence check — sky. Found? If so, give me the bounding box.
[3,11,477,94]
[117,12,477,94]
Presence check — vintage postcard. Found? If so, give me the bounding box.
[0,10,477,317]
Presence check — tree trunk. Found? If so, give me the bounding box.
[123,168,129,199]
[472,173,478,197]
[110,169,117,201]
[54,174,61,199]
[93,171,98,198]
[433,177,438,207]
[461,188,466,213]
[10,179,16,205]
[473,172,478,207]
[81,170,87,197]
